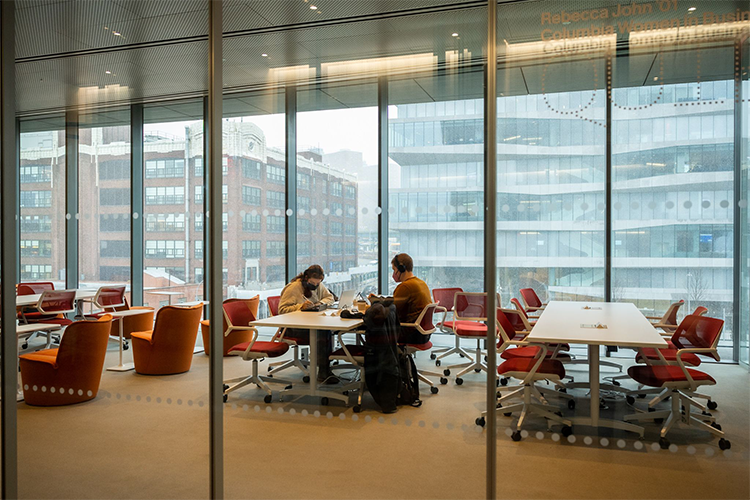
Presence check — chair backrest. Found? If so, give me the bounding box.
[17,282,55,295]
[95,286,126,308]
[37,290,76,315]
[662,300,685,325]
[432,287,463,311]
[223,299,257,330]
[454,292,487,321]
[520,288,543,308]
[495,309,518,345]
[267,296,280,317]
[672,314,723,361]
[510,298,529,318]
[408,303,439,336]
[692,306,708,317]
[151,304,203,346]
[56,315,113,371]
[500,307,531,333]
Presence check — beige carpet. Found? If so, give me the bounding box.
[11,338,750,500]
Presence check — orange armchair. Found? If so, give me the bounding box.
[200,296,259,356]
[131,304,203,375]
[19,315,113,406]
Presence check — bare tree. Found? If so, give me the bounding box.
[686,268,708,308]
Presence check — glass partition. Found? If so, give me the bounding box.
[741,38,749,366]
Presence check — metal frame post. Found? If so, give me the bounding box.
[733,35,747,363]
[65,109,79,290]
[285,85,297,281]
[131,103,144,306]
[378,76,389,294]
[484,0,497,498]
[0,1,17,497]
[605,52,613,304]
[207,0,224,497]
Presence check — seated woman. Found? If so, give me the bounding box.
[279,264,337,383]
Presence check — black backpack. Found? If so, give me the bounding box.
[395,346,422,408]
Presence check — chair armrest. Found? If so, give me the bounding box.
[225,325,257,338]
[18,353,58,368]
[334,331,362,366]
[645,316,662,320]
[131,330,154,343]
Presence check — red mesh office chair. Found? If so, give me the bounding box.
[223,300,291,403]
[519,288,546,313]
[399,303,447,394]
[266,295,311,381]
[624,315,729,450]
[692,306,708,317]
[441,292,493,385]
[22,290,76,349]
[646,300,685,334]
[431,288,475,365]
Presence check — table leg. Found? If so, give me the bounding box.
[308,328,318,398]
[589,344,600,427]
[107,316,135,372]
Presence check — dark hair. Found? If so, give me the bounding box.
[391,253,413,273]
[293,265,325,298]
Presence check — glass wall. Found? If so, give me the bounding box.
[19,117,66,286]
[79,110,131,301]
[741,38,749,366]
[297,82,378,296]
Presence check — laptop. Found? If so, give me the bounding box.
[334,290,357,310]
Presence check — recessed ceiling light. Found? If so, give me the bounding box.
[688,6,696,11]
[112,31,122,36]
[103,26,108,30]
[310,5,317,9]
[261,53,268,57]
[105,70,111,74]
[653,76,658,81]
[451,32,459,37]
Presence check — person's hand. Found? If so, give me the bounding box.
[301,300,314,310]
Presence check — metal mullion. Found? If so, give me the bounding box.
[0,2,17,497]
[131,103,144,306]
[65,109,79,291]
[733,36,747,363]
[285,85,297,281]
[605,53,613,305]
[207,0,223,498]
[484,0,497,499]
[378,76,389,294]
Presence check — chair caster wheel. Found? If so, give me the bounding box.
[511,430,522,442]
[353,405,361,413]
[222,394,228,403]
[554,411,562,417]
[284,385,293,390]
[659,437,670,449]
[430,386,439,394]
[430,353,436,360]
[556,386,566,393]
[440,377,448,385]
[561,425,573,437]
[455,378,463,386]
[626,396,635,406]
[333,361,339,366]
[267,366,272,372]
[123,344,129,351]
[474,368,481,373]
[719,438,731,450]
[321,397,329,406]
[435,360,441,367]
[708,400,718,410]
[303,376,310,383]
[500,378,508,386]
[443,369,450,376]
[459,353,465,358]
[475,417,485,427]
[223,384,229,391]
[567,400,576,410]
[711,422,722,431]
[264,394,272,404]
[504,411,512,417]
[702,411,712,417]
[612,380,620,386]
[21,343,28,350]
[496,379,500,387]
[637,394,646,399]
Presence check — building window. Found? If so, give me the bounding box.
[222,157,228,176]
[298,240,310,257]
[19,190,52,208]
[242,158,261,179]
[266,240,285,257]
[298,196,310,212]
[267,216,285,233]
[145,240,185,259]
[146,266,186,281]
[298,218,311,234]
[99,266,130,281]
[345,223,355,236]
[266,265,285,283]
[345,242,356,255]
[331,202,343,216]
[344,185,356,200]
[195,268,204,283]
[223,241,229,259]
[266,190,285,209]
[194,185,203,204]
[223,212,228,231]
[331,182,342,197]
[99,240,129,258]
[331,222,343,236]
[145,186,184,205]
[242,186,261,205]
[20,240,52,257]
[243,213,261,232]
[195,241,203,259]
[99,188,129,206]
[267,165,285,184]
[297,172,310,190]
[145,158,185,178]
[330,241,343,254]
[22,215,52,233]
[146,213,185,232]
[223,185,228,204]
[345,204,356,218]
[194,158,203,177]
[21,264,52,280]
[194,213,203,232]
[242,240,260,258]
[20,165,52,183]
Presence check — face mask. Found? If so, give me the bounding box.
[392,271,402,283]
[303,281,319,291]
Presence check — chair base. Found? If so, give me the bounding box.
[444,341,486,382]
[267,344,310,378]
[435,332,475,363]
[481,382,571,435]
[224,358,294,400]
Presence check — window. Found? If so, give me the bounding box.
[344,185,356,200]
[195,268,204,283]
[223,212,228,231]
[146,213,185,232]
[243,213,261,232]
[20,240,52,257]
[267,190,285,209]
[297,172,310,190]
[145,158,185,178]
[242,240,260,258]
[266,241,285,257]
[298,219,311,234]
[331,182,342,197]
[266,265,285,283]
[194,213,203,232]
[267,216,285,233]
[145,186,184,205]
[195,241,203,259]
[242,186,261,205]
[145,240,186,259]
[331,202,343,216]
[22,215,52,233]
[345,242,356,255]
[222,157,229,175]
[330,241,343,254]
[242,158,261,179]
[267,165,285,184]
[222,241,229,259]
[194,185,203,204]
[345,204,356,218]
[20,190,52,208]
[194,158,203,176]
[99,240,130,258]
[99,188,129,206]
[222,185,228,204]
[331,222,343,236]
[21,264,52,280]
[20,165,52,183]
[99,266,129,281]
[298,240,310,257]
[299,197,310,212]
[345,223,355,236]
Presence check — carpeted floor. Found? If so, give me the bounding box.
[11,335,750,499]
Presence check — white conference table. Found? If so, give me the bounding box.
[249,311,363,405]
[525,301,668,436]
[106,309,155,372]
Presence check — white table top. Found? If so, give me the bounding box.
[145,291,184,296]
[176,300,209,307]
[526,301,668,349]
[105,309,154,319]
[250,311,363,331]
[16,323,61,334]
[15,289,98,308]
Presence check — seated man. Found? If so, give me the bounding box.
[390,253,431,345]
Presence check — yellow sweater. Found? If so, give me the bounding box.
[393,276,431,326]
